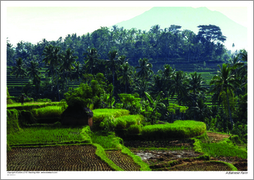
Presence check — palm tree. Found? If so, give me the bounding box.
[27,60,41,94]
[169,71,188,105]
[71,61,81,82]
[135,58,153,97]
[118,62,133,93]
[107,50,119,93]
[229,50,247,96]
[60,48,78,92]
[83,48,99,75]
[187,72,207,99]
[136,58,153,80]
[210,63,237,130]
[162,64,175,105]
[11,57,27,92]
[42,45,62,101]
[144,91,166,124]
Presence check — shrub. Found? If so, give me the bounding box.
[7,88,13,104]
[37,98,52,102]
[229,135,243,145]
[118,93,142,114]
[64,82,103,110]
[18,110,37,126]
[115,115,144,130]
[115,118,127,130]
[64,83,93,109]
[127,124,142,135]
[100,115,116,132]
[7,109,21,134]
[141,120,206,139]
[92,109,129,125]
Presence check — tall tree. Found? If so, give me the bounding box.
[42,45,62,101]
[197,24,226,60]
[27,60,41,94]
[169,71,188,105]
[60,48,78,92]
[107,50,119,94]
[136,58,153,80]
[118,62,133,93]
[210,63,237,130]
[135,58,153,97]
[144,91,166,124]
[83,48,99,75]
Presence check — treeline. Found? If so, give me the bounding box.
[10,42,247,138]
[8,24,247,140]
[7,24,232,67]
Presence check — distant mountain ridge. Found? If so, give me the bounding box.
[114,7,247,51]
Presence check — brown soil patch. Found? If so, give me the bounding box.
[167,160,232,171]
[206,132,230,143]
[106,150,140,171]
[124,139,195,148]
[7,145,113,171]
[210,157,247,171]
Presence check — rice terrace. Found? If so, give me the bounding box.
[5,5,250,178]
[7,103,247,172]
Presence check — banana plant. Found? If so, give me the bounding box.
[144,91,166,124]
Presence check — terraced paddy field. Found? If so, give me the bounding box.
[7,145,114,171]
[6,107,247,173]
[7,132,247,172]
[125,133,247,171]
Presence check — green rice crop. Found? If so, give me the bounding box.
[7,109,21,134]
[201,142,247,159]
[141,120,206,139]
[7,127,85,145]
[90,132,123,150]
[31,106,64,118]
[93,109,130,124]
[115,115,144,130]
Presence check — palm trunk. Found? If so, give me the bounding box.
[54,71,60,101]
[112,68,115,95]
[125,81,127,93]
[226,90,234,130]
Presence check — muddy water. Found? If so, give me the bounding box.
[124,139,203,167]
[130,149,203,166]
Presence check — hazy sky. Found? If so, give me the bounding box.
[2,1,252,48]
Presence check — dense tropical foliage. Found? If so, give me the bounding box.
[7,24,248,141]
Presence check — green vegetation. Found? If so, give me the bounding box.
[31,106,64,118]
[121,146,151,171]
[142,120,206,139]
[90,132,123,150]
[7,126,86,145]
[93,109,129,125]
[7,109,21,134]
[7,88,14,104]
[92,143,124,171]
[200,141,247,159]
[115,114,144,129]
[6,22,248,171]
